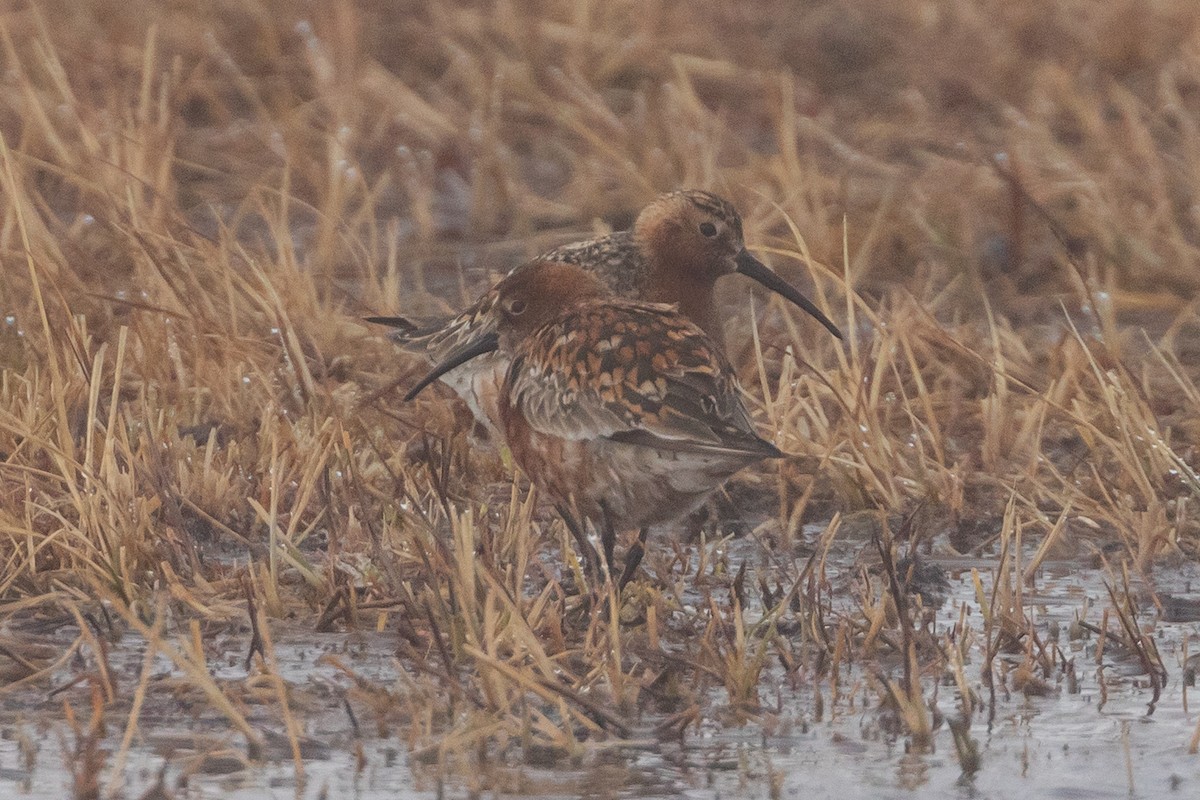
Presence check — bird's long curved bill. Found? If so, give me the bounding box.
[735,250,843,340]
[404,332,500,401]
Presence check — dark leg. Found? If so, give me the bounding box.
[555,503,600,581]
[618,528,649,591]
[597,500,618,582]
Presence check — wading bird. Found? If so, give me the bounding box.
[371,191,840,435]
[407,259,786,588]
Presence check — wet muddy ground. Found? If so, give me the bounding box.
[3,526,1199,800]
[6,1,1200,797]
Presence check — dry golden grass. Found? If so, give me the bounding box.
[3,0,1200,783]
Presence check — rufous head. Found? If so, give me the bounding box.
[634,190,842,339]
[634,191,747,281]
[405,260,608,400]
[490,260,609,348]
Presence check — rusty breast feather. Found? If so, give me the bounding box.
[502,300,779,459]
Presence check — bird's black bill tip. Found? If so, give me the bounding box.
[734,250,844,340]
[403,332,500,401]
[365,315,418,335]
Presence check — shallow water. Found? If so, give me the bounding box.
[3,542,1200,800]
[17,227,1182,800]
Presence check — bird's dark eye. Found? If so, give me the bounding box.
[506,298,528,315]
[699,222,718,237]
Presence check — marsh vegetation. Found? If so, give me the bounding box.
[3,1,1200,797]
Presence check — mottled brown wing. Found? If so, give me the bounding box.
[507,301,780,458]
[543,230,642,296]
[378,287,502,364]
[377,232,637,363]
